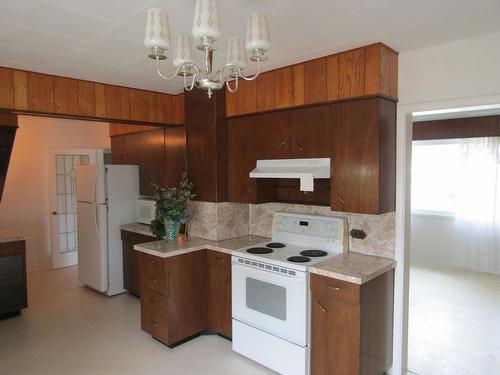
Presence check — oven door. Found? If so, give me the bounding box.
[232,257,308,346]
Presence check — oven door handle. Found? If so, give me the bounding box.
[232,260,306,281]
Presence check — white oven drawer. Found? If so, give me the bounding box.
[231,256,308,346]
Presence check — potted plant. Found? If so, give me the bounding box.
[150,174,195,240]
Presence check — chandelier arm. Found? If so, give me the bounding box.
[155,59,181,80]
[183,71,198,91]
[225,77,239,93]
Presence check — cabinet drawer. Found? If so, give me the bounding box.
[140,301,169,344]
[310,273,359,303]
[141,287,168,314]
[139,253,168,296]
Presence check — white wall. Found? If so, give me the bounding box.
[0,116,110,272]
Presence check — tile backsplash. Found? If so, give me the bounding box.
[188,200,395,258]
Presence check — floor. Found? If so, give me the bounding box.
[408,262,500,375]
[0,266,276,375]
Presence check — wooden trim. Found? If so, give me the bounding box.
[413,115,500,140]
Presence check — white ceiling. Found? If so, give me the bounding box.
[0,0,499,94]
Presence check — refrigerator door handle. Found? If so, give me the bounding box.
[92,168,100,238]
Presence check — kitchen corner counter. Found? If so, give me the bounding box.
[0,230,28,244]
[120,223,155,237]
[134,235,270,258]
[309,252,396,285]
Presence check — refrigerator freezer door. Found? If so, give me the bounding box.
[77,201,108,293]
[75,164,106,204]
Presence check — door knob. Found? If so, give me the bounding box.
[51,211,58,216]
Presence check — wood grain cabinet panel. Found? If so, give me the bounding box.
[157,93,173,124]
[274,67,294,109]
[293,64,305,106]
[207,251,232,338]
[304,58,327,104]
[326,55,339,101]
[110,135,124,164]
[338,48,365,99]
[243,79,257,114]
[77,81,96,117]
[138,129,165,195]
[130,89,149,122]
[119,87,130,120]
[255,111,290,160]
[0,240,27,316]
[105,85,121,119]
[364,43,399,99]
[28,72,54,113]
[256,71,275,112]
[226,87,237,117]
[13,70,28,110]
[172,94,185,124]
[290,105,331,158]
[163,126,187,188]
[147,92,158,123]
[330,97,395,214]
[54,77,78,115]
[94,83,106,118]
[310,272,394,375]
[0,68,14,109]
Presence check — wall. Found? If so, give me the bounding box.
[0,116,110,272]
[188,200,395,259]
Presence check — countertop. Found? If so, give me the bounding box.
[120,223,155,237]
[0,230,28,244]
[308,252,396,284]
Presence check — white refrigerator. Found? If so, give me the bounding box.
[75,164,139,296]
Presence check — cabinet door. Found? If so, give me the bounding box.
[274,67,294,109]
[138,129,165,195]
[157,93,173,124]
[163,126,187,188]
[78,81,96,117]
[255,111,290,159]
[0,68,14,109]
[13,70,28,111]
[130,89,149,122]
[338,48,365,99]
[290,105,331,158]
[207,251,232,338]
[304,58,327,104]
[122,240,140,297]
[54,77,78,115]
[105,85,121,119]
[256,71,275,112]
[330,99,380,213]
[123,132,140,165]
[227,116,257,203]
[311,293,360,375]
[110,136,124,164]
[28,72,54,112]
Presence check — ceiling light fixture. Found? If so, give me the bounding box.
[144,1,271,98]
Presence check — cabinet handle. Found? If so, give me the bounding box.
[337,193,346,206]
[326,285,341,291]
[247,188,253,194]
[276,141,285,150]
[317,299,327,313]
[216,256,224,261]
[296,142,304,152]
[152,321,158,327]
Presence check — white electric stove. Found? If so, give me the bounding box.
[231,212,348,375]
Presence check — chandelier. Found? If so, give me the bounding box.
[144,0,271,98]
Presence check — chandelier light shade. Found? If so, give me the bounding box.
[192,0,222,41]
[144,8,171,51]
[246,12,271,53]
[226,37,247,71]
[144,0,271,98]
[173,34,194,67]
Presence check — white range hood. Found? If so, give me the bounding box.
[249,158,331,192]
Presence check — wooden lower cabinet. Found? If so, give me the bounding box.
[120,230,156,297]
[138,249,232,346]
[0,240,27,317]
[207,251,232,338]
[310,271,394,375]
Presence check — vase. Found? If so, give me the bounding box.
[165,219,180,240]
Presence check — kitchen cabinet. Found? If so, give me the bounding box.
[77,81,96,117]
[290,105,331,158]
[28,72,54,113]
[304,57,327,105]
[13,70,28,111]
[0,240,27,317]
[0,116,18,200]
[310,271,394,375]
[138,129,165,196]
[54,77,79,115]
[274,67,294,109]
[330,97,396,214]
[338,48,365,99]
[163,126,187,188]
[129,89,149,122]
[256,71,275,112]
[110,133,140,165]
[207,251,232,338]
[139,250,208,346]
[292,63,305,106]
[120,230,156,297]
[0,68,14,109]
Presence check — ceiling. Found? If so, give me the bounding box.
[0,0,499,94]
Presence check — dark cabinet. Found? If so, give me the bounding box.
[0,240,27,317]
[310,271,394,375]
[138,129,165,196]
[163,126,187,188]
[120,230,156,297]
[0,116,18,201]
[290,105,331,158]
[207,251,232,338]
[330,97,396,214]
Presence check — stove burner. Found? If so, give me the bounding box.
[287,256,311,263]
[266,242,286,248]
[247,247,274,254]
[300,250,328,257]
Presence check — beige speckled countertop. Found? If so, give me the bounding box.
[0,230,28,244]
[134,235,270,258]
[120,223,155,237]
[309,252,396,284]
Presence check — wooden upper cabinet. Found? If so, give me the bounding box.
[274,67,294,109]
[157,93,173,124]
[138,129,165,195]
[256,71,275,112]
[105,85,122,119]
[304,58,327,104]
[163,126,187,187]
[0,68,14,109]
[13,70,28,111]
[172,94,185,124]
[226,87,237,117]
[365,43,398,99]
[94,83,106,118]
[130,89,149,122]
[77,81,96,117]
[119,87,130,120]
[147,92,158,123]
[330,98,395,214]
[292,63,305,106]
[255,111,290,159]
[233,78,258,115]
[290,105,331,158]
[28,72,54,113]
[326,55,339,101]
[54,77,78,115]
[338,48,365,99]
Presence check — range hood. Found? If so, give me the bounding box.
[249,158,330,192]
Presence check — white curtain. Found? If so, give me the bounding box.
[455,137,500,274]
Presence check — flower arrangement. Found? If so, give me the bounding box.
[150,173,195,240]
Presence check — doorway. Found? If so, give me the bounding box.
[407,111,500,374]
